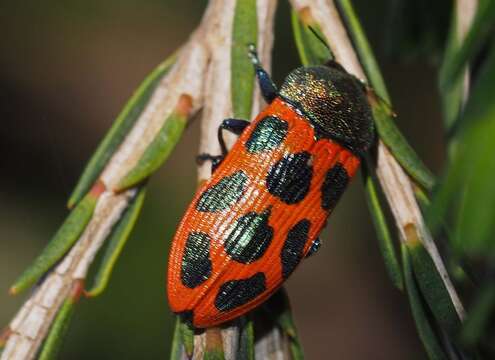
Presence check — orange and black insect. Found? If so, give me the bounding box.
[167,45,374,328]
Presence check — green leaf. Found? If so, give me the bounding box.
[337,0,435,191]
[432,44,495,255]
[85,187,146,297]
[179,317,194,358]
[363,163,403,290]
[231,0,257,119]
[371,98,435,191]
[291,8,332,66]
[204,349,224,360]
[10,192,99,295]
[402,244,448,360]
[462,282,495,346]
[439,0,495,94]
[438,3,466,133]
[117,110,187,191]
[437,1,495,132]
[406,239,461,337]
[383,0,451,62]
[67,54,176,208]
[237,318,254,360]
[170,318,183,360]
[336,0,390,102]
[38,285,82,360]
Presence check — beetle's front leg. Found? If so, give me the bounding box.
[197,118,250,173]
[248,44,278,104]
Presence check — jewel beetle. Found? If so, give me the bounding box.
[167,45,374,328]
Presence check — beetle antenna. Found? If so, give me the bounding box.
[308,26,331,51]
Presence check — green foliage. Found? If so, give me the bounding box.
[7,0,495,358]
[117,111,188,190]
[291,9,331,66]
[336,0,390,101]
[433,46,495,256]
[371,98,436,191]
[38,293,79,360]
[231,0,257,119]
[363,165,403,290]
[10,192,98,294]
[462,282,495,346]
[384,0,451,62]
[402,243,448,360]
[68,54,176,207]
[237,319,255,360]
[338,0,436,191]
[406,240,461,336]
[86,187,147,297]
[439,1,495,133]
[431,0,495,355]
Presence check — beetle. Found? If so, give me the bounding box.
[167,45,374,328]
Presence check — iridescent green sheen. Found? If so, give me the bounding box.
[245,116,288,153]
[266,151,313,204]
[196,171,248,212]
[224,209,273,263]
[181,232,212,288]
[279,65,374,155]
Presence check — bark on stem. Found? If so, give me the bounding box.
[191,0,279,359]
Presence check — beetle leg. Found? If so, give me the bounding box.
[248,44,278,103]
[305,237,321,258]
[196,154,224,173]
[196,118,250,173]
[217,118,250,156]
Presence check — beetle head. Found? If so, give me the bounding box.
[279,63,374,155]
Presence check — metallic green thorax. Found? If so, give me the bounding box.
[279,64,374,155]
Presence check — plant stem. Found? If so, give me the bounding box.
[289,0,465,320]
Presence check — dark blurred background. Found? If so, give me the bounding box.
[0,1,448,358]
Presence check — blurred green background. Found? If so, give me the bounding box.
[0,1,449,358]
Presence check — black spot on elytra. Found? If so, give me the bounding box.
[196,170,248,212]
[266,151,313,204]
[214,273,266,312]
[245,116,288,153]
[281,219,311,279]
[181,232,212,288]
[321,163,349,210]
[224,209,273,264]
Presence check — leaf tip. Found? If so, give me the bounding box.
[8,286,18,296]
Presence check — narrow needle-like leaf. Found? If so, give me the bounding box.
[117,95,191,191]
[337,0,436,191]
[10,185,104,295]
[237,318,255,360]
[405,225,462,337]
[369,95,435,191]
[231,0,257,119]
[402,244,448,360]
[363,163,403,290]
[85,187,146,297]
[38,281,84,360]
[291,8,332,66]
[170,319,183,360]
[68,54,177,207]
[439,1,495,92]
